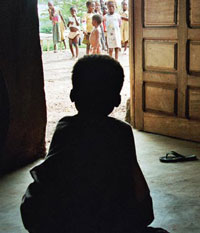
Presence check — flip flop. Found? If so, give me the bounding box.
[145,227,170,233]
[160,151,197,163]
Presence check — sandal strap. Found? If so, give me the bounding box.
[166,151,185,158]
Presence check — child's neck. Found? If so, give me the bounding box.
[109,12,114,15]
[88,10,93,13]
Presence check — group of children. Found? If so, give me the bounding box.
[48,0,129,60]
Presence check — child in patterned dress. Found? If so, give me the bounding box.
[106,1,121,60]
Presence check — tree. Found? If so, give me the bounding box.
[38,0,87,33]
[38,0,87,18]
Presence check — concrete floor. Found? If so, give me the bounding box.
[0,130,199,233]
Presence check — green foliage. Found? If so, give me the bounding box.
[39,12,52,33]
[38,0,87,33]
[57,0,87,18]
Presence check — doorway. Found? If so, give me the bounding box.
[38,1,131,148]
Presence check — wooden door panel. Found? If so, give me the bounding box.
[132,0,200,142]
[144,83,177,115]
[144,40,177,71]
[143,72,177,85]
[144,0,177,26]
[189,41,200,74]
[188,88,200,120]
[143,113,200,141]
[190,0,200,27]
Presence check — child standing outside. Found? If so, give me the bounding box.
[106,1,121,60]
[102,5,108,50]
[67,7,80,59]
[48,1,66,52]
[82,1,95,55]
[89,14,103,54]
[95,1,102,14]
[120,0,129,54]
[95,1,106,51]
[21,55,169,233]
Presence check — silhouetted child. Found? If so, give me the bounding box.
[21,55,169,233]
[89,14,103,54]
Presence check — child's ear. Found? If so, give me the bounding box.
[70,89,75,102]
[114,94,121,107]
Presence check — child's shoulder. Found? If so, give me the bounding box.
[53,116,79,135]
[56,115,76,128]
[107,116,132,132]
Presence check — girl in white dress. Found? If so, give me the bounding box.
[106,1,121,60]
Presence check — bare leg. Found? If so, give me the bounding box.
[69,39,74,57]
[86,44,90,55]
[73,36,79,58]
[124,41,128,52]
[62,40,67,50]
[109,48,113,57]
[54,44,57,53]
[114,48,119,60]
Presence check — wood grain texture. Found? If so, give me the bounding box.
[144,0,177,26]
[129,0,135,126]
[188,87,200,119]
[190,0,200,27]
[189,41,200,74]
[188,28,200,39]
[143,28,178,39]
[188,75,200,86]
[134,0,144,129]
[144,83,177,114]
[132,0,200,142]
[143,72,177,85]
[177,0,187,117]
[144,40,177,71]
[144,112,200,142]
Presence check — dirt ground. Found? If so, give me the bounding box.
[42,48,130,148]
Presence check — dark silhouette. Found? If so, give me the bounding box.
[21,55,169,233]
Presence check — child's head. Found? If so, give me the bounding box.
[71,55,124,115]
[92,14,103,27]
[86,1,95,13]
[70,6,77,16]
[122,1,128,11]
[48,1,53,8]
[51,7,55,16]
[107,1,115,14]
[102,5,108,15]
[95,1,101,12]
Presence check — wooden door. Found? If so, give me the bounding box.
[130,0,200,142]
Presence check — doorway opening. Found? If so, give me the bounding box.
[38,0,131,149]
